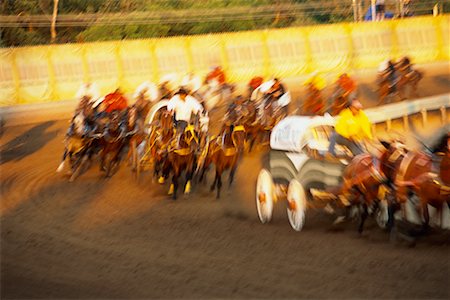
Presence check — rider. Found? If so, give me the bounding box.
[75,81,100,113]
[264,78,286,106]
[303,72,326,115]
[167,88,205,134]
[379,59,398,94]
[248,76,264,97]
[103,88,129,114]
[134,81,159,103]
[335,73,357,99]
[205,66,226,87]
[223,95,247,130]
[181,72,204,106]
[159,74,177,100]
[328,99,373,157]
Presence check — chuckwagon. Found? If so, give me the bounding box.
[256,114,354,231]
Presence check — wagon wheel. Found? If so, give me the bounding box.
[286,179,306,231]
[256,169,274,224]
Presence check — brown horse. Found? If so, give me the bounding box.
[100,112,128,177]
[139,109,174,182]
[394,133,450,229]
[338,153,388,233]
[376,72,404,105]
[396,68,423,99]
[126,102,150,171]
[200,124,245,199]
[166,125,199,200]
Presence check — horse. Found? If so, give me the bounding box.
[126,99,150,171]
[247,98,279,151]
[394,132,450,229]
[376,68,406,105]
[396,67,423,99]
[200,123,245,199]
[99,111,128,177]
[378,139,409,229]
[56,107,100,181]
[148,110,175,182]
[166,124,199,199]
[337,153,388,233]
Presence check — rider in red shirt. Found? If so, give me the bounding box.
[103,88,129,113]
[205,66,226,86]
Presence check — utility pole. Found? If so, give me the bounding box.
[371,0,376,21]
[51,0,59,43]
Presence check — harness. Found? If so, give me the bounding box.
[170,125,198,156]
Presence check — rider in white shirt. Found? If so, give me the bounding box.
[76,82,100,103]
[133,81,159,103]
[167,88,204,132]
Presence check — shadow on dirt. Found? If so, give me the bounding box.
[0,121,58,165]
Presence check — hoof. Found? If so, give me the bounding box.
[333,216,346,225]
[56,162,65,173]
[184,181,191,194]
[158,176,165,184]
[168,184,174,195]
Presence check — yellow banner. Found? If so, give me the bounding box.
[1,15,449,105]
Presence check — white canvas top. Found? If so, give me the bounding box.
[270,115,336,152]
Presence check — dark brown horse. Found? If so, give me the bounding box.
[100,112,128,177]
[166,125,199,199]
[147,109,174,182]
[127,100,150,171]
[200,124,245,199]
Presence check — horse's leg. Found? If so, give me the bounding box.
[210,168,218,192]
[184,160,194,194]
[170,172,178,200]
[229,161,237,188]
[421,201,430,231]
[358,203,369,234]
[56,148,69,172]
[216,169,222,199]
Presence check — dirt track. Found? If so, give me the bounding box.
[1,69,450,299]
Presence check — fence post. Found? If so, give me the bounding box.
[421,108,427,128]
[403,114,409,130]
[46,45,57,101]
[441,106,447,124]
[11,49,21,104]
[386,118,392,131]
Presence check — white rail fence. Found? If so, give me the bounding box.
[365,93,450,131]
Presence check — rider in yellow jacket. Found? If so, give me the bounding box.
[328,100,372,156]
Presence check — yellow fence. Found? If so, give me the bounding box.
[0,15,448,106]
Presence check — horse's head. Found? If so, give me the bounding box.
[345,154,387,192]
[378,139,407,178]
[108,111,121,132]
[73,113,86,137]
[232,125,246,152]
[128,106,137,129]
[160,110,173,131]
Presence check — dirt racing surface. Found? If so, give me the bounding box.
[1,68,450,299]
